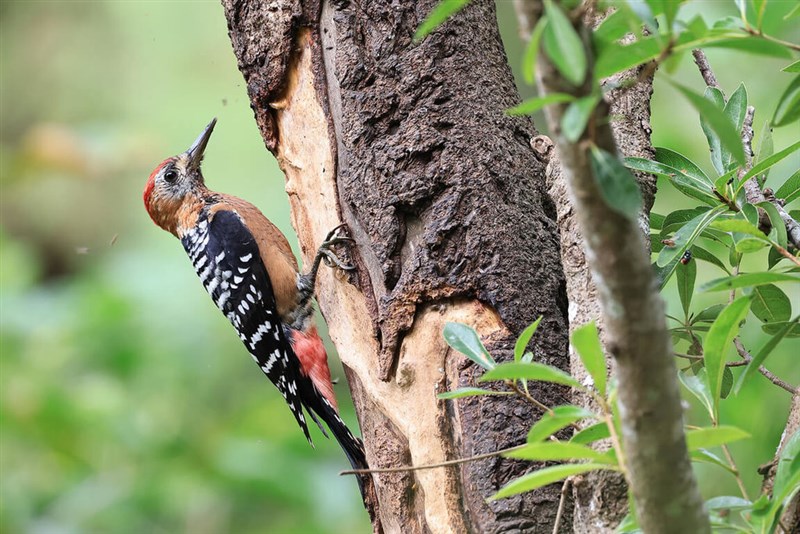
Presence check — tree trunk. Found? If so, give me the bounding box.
[222,0,573,532]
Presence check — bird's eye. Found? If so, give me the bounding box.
[164,169,178,182]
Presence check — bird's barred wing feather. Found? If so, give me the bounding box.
[181,209,313,444]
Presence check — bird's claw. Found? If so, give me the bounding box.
[317,225,356,272]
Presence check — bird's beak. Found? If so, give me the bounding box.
[186,118,217,170]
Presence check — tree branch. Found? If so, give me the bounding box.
[525,3,708,532]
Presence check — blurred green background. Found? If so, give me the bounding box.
[0,1,797,533]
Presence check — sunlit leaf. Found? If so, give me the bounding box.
[414,0,470,42]
[507,441,614,464]
[514,316,543,362]
[526,405,596,442]
[490,463,613,500]
[437,387,513,399]
[762,321,800,337]
[710,219,769,240]
[703,297,751,419]
[784,59,800,73]
[624,156,717,205]
[758,202,787,248]
[570,422,611,445]
[443,322,496,370]
[571,322,607,396]
[686,425,750,451]
[481,362,581,388]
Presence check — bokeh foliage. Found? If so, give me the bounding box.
[1,1,798,533]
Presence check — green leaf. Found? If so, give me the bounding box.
[507,93,574,116]
[760,430,800,531]
[701,272,800,291]
[443,322,496,370]
[507,441,614,464]
[679,369,714,419]
[690,245,729,273]
[595,35,662,79]
[786,3,800,20]
[762,321,800,337]
[624,156,717,205]
[676,257,697,319]
[571,322,607,396]
[755,120,774,183]
[749,283,792,323]
[657,205,727,267]
[735,317,798,393]
[562,95,600,142]
[589,145,643,220]
[686,425,750,451]
[700,86,727,175]
[481,362,581,388]
[570,422,611,445]
[783,59,800,73]
[592,8,633,48]
[703,296,751,419]
[705,496,752,511]
[773,75,800,127]
[693,304,727,323]
[691,449,737,474]
[672,82,745,171]
[490,463,612,500]
[650,212,665,230]
[527,405,596,442]
[758,202,787,248]
[522,19,547,85]
[437,387,512,399]
[654,148,714,188]
[737,140,800,188]
[661,208,713,237]
[722,84,748,172]
[414,0,470,42]
[515,316,543,362]
[773,429,800,507]
[775,169,800,204]
[720,366,734,399]
[711,219,770,240]
[542,0,587,86]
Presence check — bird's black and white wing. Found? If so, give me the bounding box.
[180,208,313,443]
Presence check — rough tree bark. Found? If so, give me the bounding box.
[222,0,573,532]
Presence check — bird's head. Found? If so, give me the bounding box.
[144,118,216,234]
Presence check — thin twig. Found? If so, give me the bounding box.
[734,338,797,394]
[692,49,721,90]
[743,27,800,53]
[340,444,527,475]
[552,477,572,534]
[721,443,750,500]
[674,353,747,367]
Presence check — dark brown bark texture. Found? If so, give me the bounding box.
[223,0,571,532]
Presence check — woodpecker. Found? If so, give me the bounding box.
[143,118,367,491]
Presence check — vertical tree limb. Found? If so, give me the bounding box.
[517,2,709,532]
